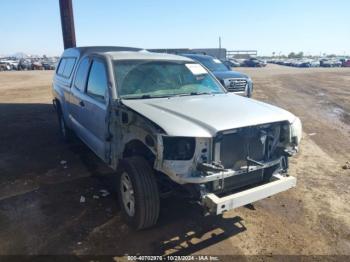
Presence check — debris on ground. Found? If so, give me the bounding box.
[342,161,350,170]
[80,196,86,203]
[93,195,100,199]
[60,160,68,169]
[308,133,317,136]
[99,189,110,197]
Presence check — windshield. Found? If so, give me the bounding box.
[114,60,225,99]
[193,57,228,72]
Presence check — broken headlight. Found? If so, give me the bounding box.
[290,117,302,145]
[163,137,195,160]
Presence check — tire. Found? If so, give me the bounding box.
[117,156,160,230]
[247,88,252,98]
[57,108,74,142]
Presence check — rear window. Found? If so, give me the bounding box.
[57,59,66,75]
[56,57,76,78]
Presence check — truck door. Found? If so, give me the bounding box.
[69,57,91,140]
[76,58,109,161]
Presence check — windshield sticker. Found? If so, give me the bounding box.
[185,63,207,75]
[213,58,221,63]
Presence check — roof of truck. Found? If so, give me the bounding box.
[62,46,141,56]
[106,51,193,61]
[182,53,213,59]
[61,46,193,62]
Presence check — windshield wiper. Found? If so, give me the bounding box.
[122,94,172,100]
[178,92,217,97]
[122,92,220,100]
[140,94,152,99]
[191,91,212,95]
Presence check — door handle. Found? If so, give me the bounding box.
[79,101,85,107]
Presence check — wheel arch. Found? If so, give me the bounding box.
[122,139,156,167]
[53,97,62,113]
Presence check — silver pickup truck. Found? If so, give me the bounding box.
[52,46,302,230]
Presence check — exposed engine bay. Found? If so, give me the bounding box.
[156,121,297,201]
[206,121,290,194]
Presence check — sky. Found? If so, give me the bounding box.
[1,0,350,56]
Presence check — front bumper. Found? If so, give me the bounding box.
[202,174,296,215]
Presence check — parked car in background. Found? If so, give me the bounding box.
[299,59,313,68]
[297,59,320,68]
[333,60,342,67]
[31,61,43,70]
[0,56,59,71]
[342,59,350,67]
[52,46,301,229]
[18,59,32,70]
[270,58,333,68]
[320,59,331,67]
[0,60,19,70]
[182,54,253,97]
[221,58,241,67]
[320,59,342,67]
[0,62,10,71]
[310,60,320,67]
[42,62,56,70]
[243,58,267,67]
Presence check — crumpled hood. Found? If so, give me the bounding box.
[213,70,249,79]
[122,93,296,137]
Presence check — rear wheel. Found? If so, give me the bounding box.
[57,108,74,142]
[117,156,160,230]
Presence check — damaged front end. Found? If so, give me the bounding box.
[156,120,300,214]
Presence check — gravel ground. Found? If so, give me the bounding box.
[0,65,349,257]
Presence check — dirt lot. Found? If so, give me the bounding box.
[0,65,349,258]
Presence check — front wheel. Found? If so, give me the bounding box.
[247,87,252,98]
[117,156,160,230]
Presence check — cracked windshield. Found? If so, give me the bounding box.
[114,60,225,99]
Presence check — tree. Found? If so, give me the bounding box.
[288,51,304,58]
[296,52,304,58]
[288,52,296,58]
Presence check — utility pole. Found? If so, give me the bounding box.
[59,0,76,49]
[219,36,222,59]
